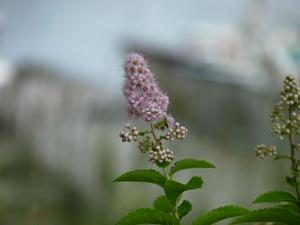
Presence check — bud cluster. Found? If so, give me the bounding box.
[257,76,300,159]
[280,75,300,107]
[165,122,188,141]
[270,102,283,122]
[269,76,300,141]
[272,122,290,139]
[255,144,277,159]
[149,146,174,164]
[119,123,139,142]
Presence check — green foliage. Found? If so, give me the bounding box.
[277,203,299,212]
[177,200,192,219]
[250,76,300,224]
[164,176,203,204]
[230,207,300,225]
[186,176,204,187]
[253,190,298,204]
[286,176,297,188]
[157,161,171,169]
[170,159,215,176]
[115,208,179,225]
[114,169,166,187]
[192,205,249,225]
[153,195,173,213]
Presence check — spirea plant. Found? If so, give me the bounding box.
[114,53,248,225]
[230,75,300,225]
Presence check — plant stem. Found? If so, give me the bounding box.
[149,123,179,221]
[150,123,171,180]
[150,123,158,143]
[288,107,300,202]
[275,154,292,161]
[163,167,170,180]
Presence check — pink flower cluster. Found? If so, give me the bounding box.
[122,53,172,123]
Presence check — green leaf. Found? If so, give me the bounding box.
[153,195,173,213]
[156,161,171,169]
[164,180,186,204]
[114,169,166,187]
[254,190,297,204]
[164,176,203,204]
[192,205,249,225]
[277,203,299,213]
[116,208,179,225]
[187,176,203,187]
[170,159,215,175]
[230,207,300,225]
[177,200,192,219]
[138,132,146,136]
[290,166,300,176]
[286,176,297,187]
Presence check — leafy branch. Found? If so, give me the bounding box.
[233,75,300,224]
[114,53,246,225]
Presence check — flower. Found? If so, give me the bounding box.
[122,53,169,122]
[119,53,189,167]
[166,114,175,128]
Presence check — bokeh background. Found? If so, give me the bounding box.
[0,0,300,224]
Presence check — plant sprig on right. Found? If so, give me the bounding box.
[231,75,300,225]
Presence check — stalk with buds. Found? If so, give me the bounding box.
[114,53,247,225]
[231,75,300,224]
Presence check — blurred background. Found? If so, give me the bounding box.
[0,0,299,224]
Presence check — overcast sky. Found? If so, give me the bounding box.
[0,0,299,89]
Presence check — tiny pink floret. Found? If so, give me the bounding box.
[122,53,171,122]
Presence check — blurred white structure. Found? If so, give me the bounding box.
[0,59,15,87]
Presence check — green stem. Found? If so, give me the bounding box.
[149,123,179,222]
[275,154,292,161]
[163,168,170,180]
[288,107,300,202]
[150,123,158,143]
[149,123,171,180]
